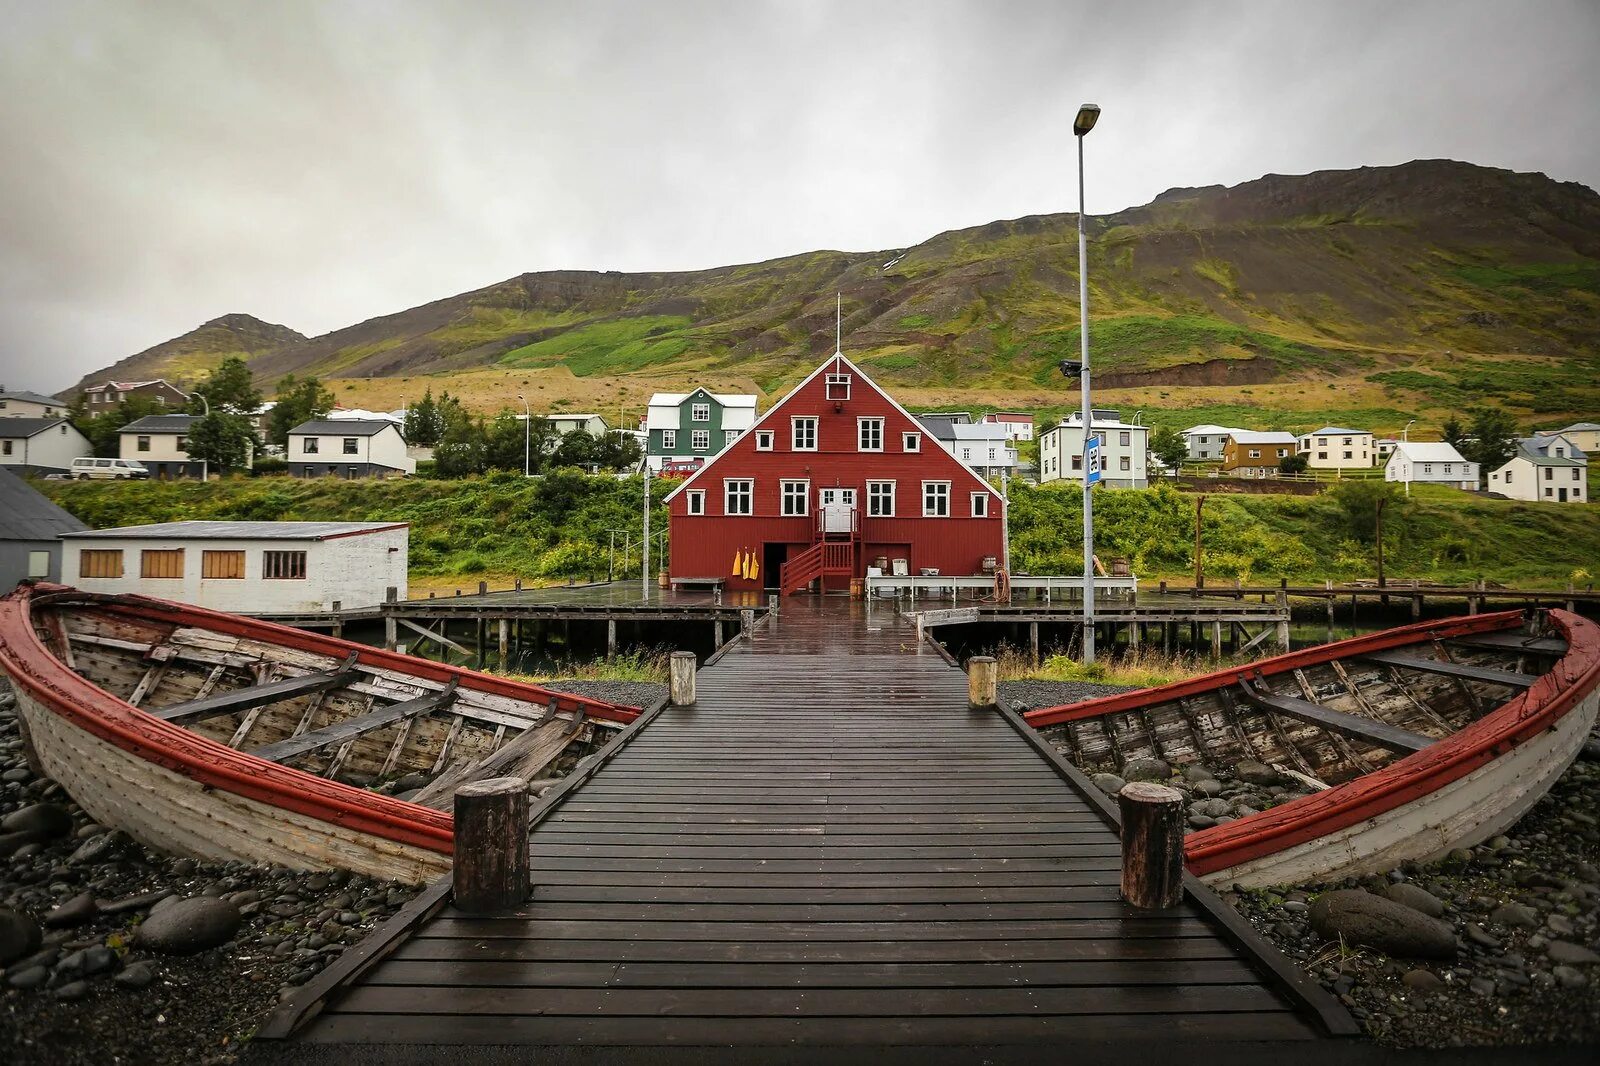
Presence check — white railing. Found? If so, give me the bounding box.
[864,574,1138,602]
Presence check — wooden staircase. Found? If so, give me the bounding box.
[779,541,855,596]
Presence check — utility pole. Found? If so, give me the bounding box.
[1073,103,1100,665]
[641,464,652,599]
[1194,495,1206,590]
[1375,496,1387,589]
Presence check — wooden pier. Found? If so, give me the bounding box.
[260,598,1352,1050]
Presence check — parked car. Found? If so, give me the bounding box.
[70,457,150,480]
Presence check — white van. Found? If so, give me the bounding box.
[70,457,150,480]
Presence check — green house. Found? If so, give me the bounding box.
[644,388,757,472]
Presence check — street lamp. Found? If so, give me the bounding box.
[518,395,530,477]
[1402,418,1416,498]
[194,393,210,482]
[1075,103,1100,665]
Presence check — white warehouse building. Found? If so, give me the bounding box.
[1039,411,1149,488]
[1384,442,1479,491]
[60,521,409,613]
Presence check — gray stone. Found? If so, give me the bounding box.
[1401,969,1446,991]
[1194,798,1231,818]
[53,979,89,1001]
[1464,924,1501,950]
[1,802,73,839]
[1193,779,1224,796]
[1545,913,1575,936]
[1308,889,1457,960]
[1384,883,1446,919]
[1553,965,1589,988]
[1467,976,1496,997]
[6,964,49,989]
[1545,940,1600,965]
[1123,758,1171,783]
[1490,903,1541,929]
[42,891,98,928]
[1091,773,1126,796]
[0,906,42,965]
[391,771,431,793]
[134,896,241,956]
[0,829,44,857]
[1182,764,1215,783]
[113,961,156,989]
[67,833,121,865]
[1,767,30,783]
[1187,814,1216,829]
[1234,759,1282,786]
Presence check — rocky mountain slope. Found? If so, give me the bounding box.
[65,314,304,396]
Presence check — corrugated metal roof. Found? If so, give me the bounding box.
[0,468,88,540]
[1229,430,1298,445]
[62,520,407,541]
[289,420,397,436]
[119,414,197,433]
[1390,442,1473,464]
[0,417,72,438]
[1305,426,1369,436]
[0,390,64,407]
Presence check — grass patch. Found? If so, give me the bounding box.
[499,315,697,375]
[995,645,1229,689]
[1450,260,1600,295]
[505,650,669,684]
[1027,314,1331,384]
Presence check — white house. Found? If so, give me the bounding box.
[288,419,415,478]
[1181,424,1242,461]
[0,418,90,476]
[1297,427,1374,470]
[60,521,409,613]
[1384,442,1479,491]
[1373,437,1400,467]
[1488,435,1588,504]
[1535,422,1599,455]
[119,413,254,479]
[547,413,610,437]
[1039,411,1149,488]
[0,389,67,420]
[980,412,1034,442]
[944,422,1020,480]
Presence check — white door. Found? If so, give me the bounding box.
[819,488,856,533]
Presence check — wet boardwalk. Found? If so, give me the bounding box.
[273,598,1349,1048]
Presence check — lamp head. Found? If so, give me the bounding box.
[1073,104,1101,137]
[1058,359,1084,380]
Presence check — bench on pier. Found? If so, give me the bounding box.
[669,576,725,592]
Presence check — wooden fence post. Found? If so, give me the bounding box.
[741,608,755,639]
[670,650,697,706]
[453,777,529,913]
[1118,782,1185,909]
[967,655,997,709]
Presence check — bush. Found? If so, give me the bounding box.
[250,458,289,477]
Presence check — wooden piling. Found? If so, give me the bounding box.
[498,618,510,665]
[1029,621,1040,664]
[1118,782,1186,909]
[384,611,398,652]
[479,580,488,596]
[452,777,529,913]
[606,618,618,659]
[1275,589,1291,650]
[741,608,755,639]
[670,650,697,706]
[1210,621,1222,660]
[967,655,998,709]
[331,601,343,640]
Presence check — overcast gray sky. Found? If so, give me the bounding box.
[2,0,1597,390]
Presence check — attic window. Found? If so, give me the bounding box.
[755,430,774,451]
[825,373,851,400]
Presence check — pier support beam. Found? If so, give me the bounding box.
[1275,590,1291,651]
[1029,622,1040,665]
[670,650,697,706]
[1119,782,1185,910]
[1210,621,1223,660]
[742,608,755,639]
[384,612,397,652]
[967,655,998,709]
[607,619,617,659]
[452,777,529,914]
[498,618,510,665]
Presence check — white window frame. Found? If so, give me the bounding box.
[857,417,884,452]
[724,479,753,516]
[691,402,711,422]
[724,429,739,446]
[825,373,851,400]
[661,429,676,450]
[686,490,705,516]
[780,479,810,517]
[691,429,711,451]
[970,492,988,518]
[754,429,774,451]
[867,480,895,517]
[902,431,920,452]
[922,480,950,518]
[791,416,817,452]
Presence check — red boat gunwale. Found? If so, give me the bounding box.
[0,583,643,857]
[1024,609,1600,878]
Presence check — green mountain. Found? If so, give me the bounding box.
[78,160,1600,416]
[65,313,305,396]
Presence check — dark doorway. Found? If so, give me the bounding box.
[763,543,788,591]
[1559,487,1568,502]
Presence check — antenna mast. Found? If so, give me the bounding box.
[835,293,841,354]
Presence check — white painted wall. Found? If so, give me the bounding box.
[121,431,191,463]
[291,426,415,473]
[1298,431,1374,469]
[1384,454,1479,490]
[0,422,89,471]
[61,527,409,612]
[1488,456,1588,503]
[1039,419,1148,488]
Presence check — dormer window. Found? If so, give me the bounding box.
[825,373,851,400]
[691,403,711,422]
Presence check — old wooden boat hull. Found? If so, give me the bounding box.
[0,584,641,884]
[1025,609,1600,889]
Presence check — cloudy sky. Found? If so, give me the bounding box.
[2,0,1597,389]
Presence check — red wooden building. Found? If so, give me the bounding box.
[664,353,1008,595]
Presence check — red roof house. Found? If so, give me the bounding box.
[665,352,1007,595]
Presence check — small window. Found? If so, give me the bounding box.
[27,550,51,579]
[686,490,705,516]
[343,438,359,455]
[960,447,971,460]
[922,481,950,518]
[1,441,10,456]
[1505,470,1513,483]
[140,548,185,579]
[1120,455,1131,471]
[867,480,895,517]
[970,492,988,518]
[1343,450,1353,460]
[724,430,739,446]
[902,432,920,452]
[781,479,809,516]
[825,373,851,400]
[1119,431,1130,447]
[858,417,883,452]
[1574,469,1582,481]
[263,550,308,580]
[1545,487,1553,497]
[79,549,123,579]
[1317,451,1327,460]
[724,479,753,516]
[662,429,676,450]
[1248,449,1261,459]
[1071,454,1083,471]
[1555,447,1564,457]
[201,550,245,579]
[1545,467,1553,481]
[136,436,151,452]
[1423,463,1433,475]
[755,430,774,451]
[303,438,320,454]
[691,429,710,450]
[792,416,817,451]
[691,403,711,422]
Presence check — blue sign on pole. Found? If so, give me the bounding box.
[1085,437,1101,486]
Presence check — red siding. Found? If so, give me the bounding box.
[667,355,1006,590]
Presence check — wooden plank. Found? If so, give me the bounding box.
[1359,649,1535,688]
[154,652,360,723]
[248,680,459,764]
[1236,676,1431,754]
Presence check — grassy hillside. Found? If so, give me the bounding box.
[38,475,1599,590]
[65,314,304,395]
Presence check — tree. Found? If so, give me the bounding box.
[1329,479,1406,543]
[434,416,487,478]
[484,410,531,472]
[1149,426,1187,478]
[1441,415,1465,447]
[550,430,600,469]
[185,412,256,474]
[1460,406,1518,481]
[595,431,643,471]
[69,394,166,457]
[1277,452,1309,475]
[190,357,262,418]
[405,388,446,447]
[267,374,335,449]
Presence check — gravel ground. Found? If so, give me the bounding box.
[537,680,668,711]
[999,679,1135,709]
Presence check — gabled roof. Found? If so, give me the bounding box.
[85,379,186,393]
[0,417,75,439]
[647,390,757,408]
[948,423,1015,443]
[63,520,407,541]
[1389,442,1473,465]
[0,390,63,407]
[1228,430,1298,445]
[1304,426,1370,436]
[917,414,967,440]
[1181,424,1241,436]
[1511,436,1587,467]
[289,419,400,437]
[983,412,1033,423]
[0,468,88,540]
[663,353,1005,505]
[119,414,197,434]
[1538,422,1600,435]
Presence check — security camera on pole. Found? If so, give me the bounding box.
[1061,103,1101,664]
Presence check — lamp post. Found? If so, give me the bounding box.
[1402,418,1416,497]
[195,393,210,482]
[519,395,531,477]
[1074,102,1100,665]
